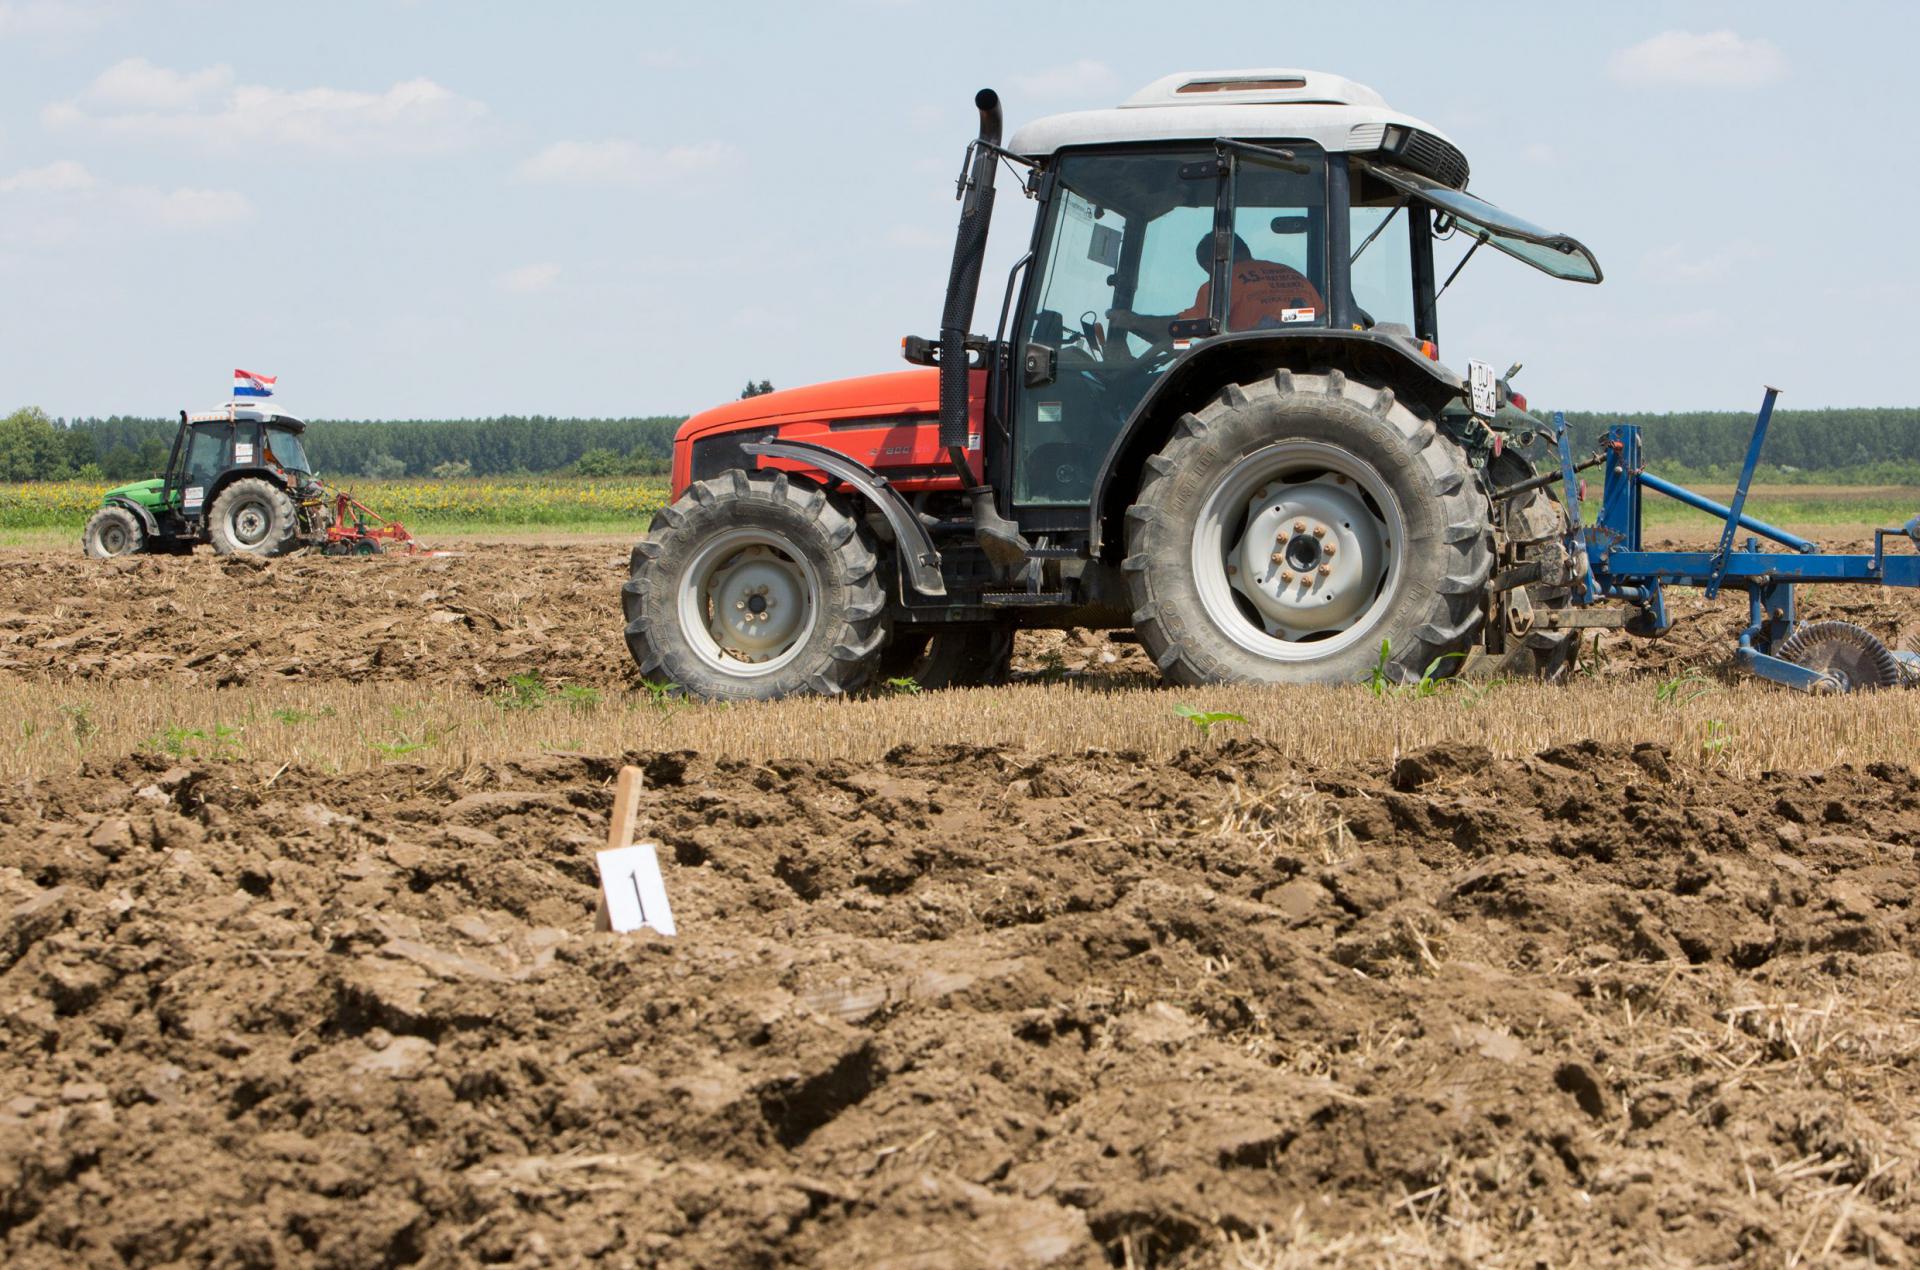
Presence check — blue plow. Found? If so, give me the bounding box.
[1549,388,1920,692]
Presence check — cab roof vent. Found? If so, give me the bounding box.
[1123,68,1389,110]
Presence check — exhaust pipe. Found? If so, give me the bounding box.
[938,89,1028,573]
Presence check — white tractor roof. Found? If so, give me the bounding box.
[186,407,302,426]
[1007,68,1457,163]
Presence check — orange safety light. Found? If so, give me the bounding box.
[1418,340,1439,361]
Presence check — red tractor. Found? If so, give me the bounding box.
[624,69,1602,699]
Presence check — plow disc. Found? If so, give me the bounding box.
[1777,620,1902,693]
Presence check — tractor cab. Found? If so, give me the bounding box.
[630,70,1609,699]
[989,70,1599,529]
[161,408,315,522]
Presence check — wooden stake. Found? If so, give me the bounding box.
[593,765,644,932]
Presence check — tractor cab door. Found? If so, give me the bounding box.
[175,422,231,521]
[1011,145,1328,517]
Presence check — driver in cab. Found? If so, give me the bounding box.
[1110,234,1323,341]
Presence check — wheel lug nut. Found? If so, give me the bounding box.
[1323,544,1336,557]
[1280,570,1294,583]
[1312,526,1326,539]
[1270,552,1285,565]
[1292,520,1307,534]
[1318,564,1332,576]
[735,600,746,610]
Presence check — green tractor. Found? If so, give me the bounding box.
[82,407,329,559]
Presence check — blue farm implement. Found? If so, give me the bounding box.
[1545,388,1920,692]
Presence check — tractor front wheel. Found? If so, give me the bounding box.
[623,470,886,701]
[209,479,299,557]
[82,505,146,559]
[1124,369,1493,686]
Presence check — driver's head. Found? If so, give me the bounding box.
[1193,233,1255,272]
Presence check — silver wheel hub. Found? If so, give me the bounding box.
[1231,481,1386,637]
[677,531,820,676]
[708,550,806,658]
[233,503,268,544]
[1190,440,1404,663]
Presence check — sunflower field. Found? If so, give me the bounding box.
[0,477,672,530]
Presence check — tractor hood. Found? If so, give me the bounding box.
[103,478,165,508]
[676,370,946,447]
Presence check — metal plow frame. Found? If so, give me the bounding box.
[1552,388,1920,691]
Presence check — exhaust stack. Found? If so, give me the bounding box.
[938,88,1028,573]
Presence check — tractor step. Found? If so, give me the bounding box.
[982,590,1073,607]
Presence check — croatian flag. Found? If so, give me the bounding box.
[233,369,276,399]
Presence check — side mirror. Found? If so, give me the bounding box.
[1270,215,1310,234]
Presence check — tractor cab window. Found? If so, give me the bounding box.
[1222,153,1327,332]
[182,425,227,497]
[1348,170,1417,334]
[264,424,310,474]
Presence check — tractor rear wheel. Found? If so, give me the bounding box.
[878,627,1015,690]
[209,478,299,557]
[623,470,886,700]
[1124,369,1493,686]
[82,505,146,559]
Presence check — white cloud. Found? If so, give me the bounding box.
[515,138,736,186]
[495,262,560,293]
[46,61,489,156]
[1609,30,1787,87]
[1012,59,1118,100]
[0,158,251,231]
[0,158,95,192]
[0,1,105,39]
[83,57,232,110]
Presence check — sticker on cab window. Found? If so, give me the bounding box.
[184,486,204,508]
[1037,402,1063,425]
[235,443,254,463]
[1280,308,1316,324]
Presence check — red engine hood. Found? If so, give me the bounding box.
[671,368,985,498]
[676,370,944,446]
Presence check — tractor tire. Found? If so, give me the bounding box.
[82,505,146,559]
[1124,369,1493,686]
[878,627,1015,690]
[209,478,299,557]
[623,470,886,701]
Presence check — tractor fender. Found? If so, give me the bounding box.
[742,440,947,597]
[105,496,160,538]
[1087,329,1466,558]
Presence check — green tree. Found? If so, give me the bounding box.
[740,379,775,399]
[0,407,73,481]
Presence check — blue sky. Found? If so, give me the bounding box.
[0,0,1914,420]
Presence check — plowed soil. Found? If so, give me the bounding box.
[1,541,1915,690]
[5,739,1920,1267]
[5,538,1920,1265]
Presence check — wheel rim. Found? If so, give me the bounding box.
[230,499,271,546]
[99,521,128,554]
[1190,441,1405,662]
[676,528,820,677]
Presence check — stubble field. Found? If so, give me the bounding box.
[3,526,1919,1267]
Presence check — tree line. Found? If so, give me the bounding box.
[1558,407,1920,481]
[1,410,684,481]
[2,403,1915,483]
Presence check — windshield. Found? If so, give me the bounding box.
[263,425,311,474]
[1353,159,1601,284]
